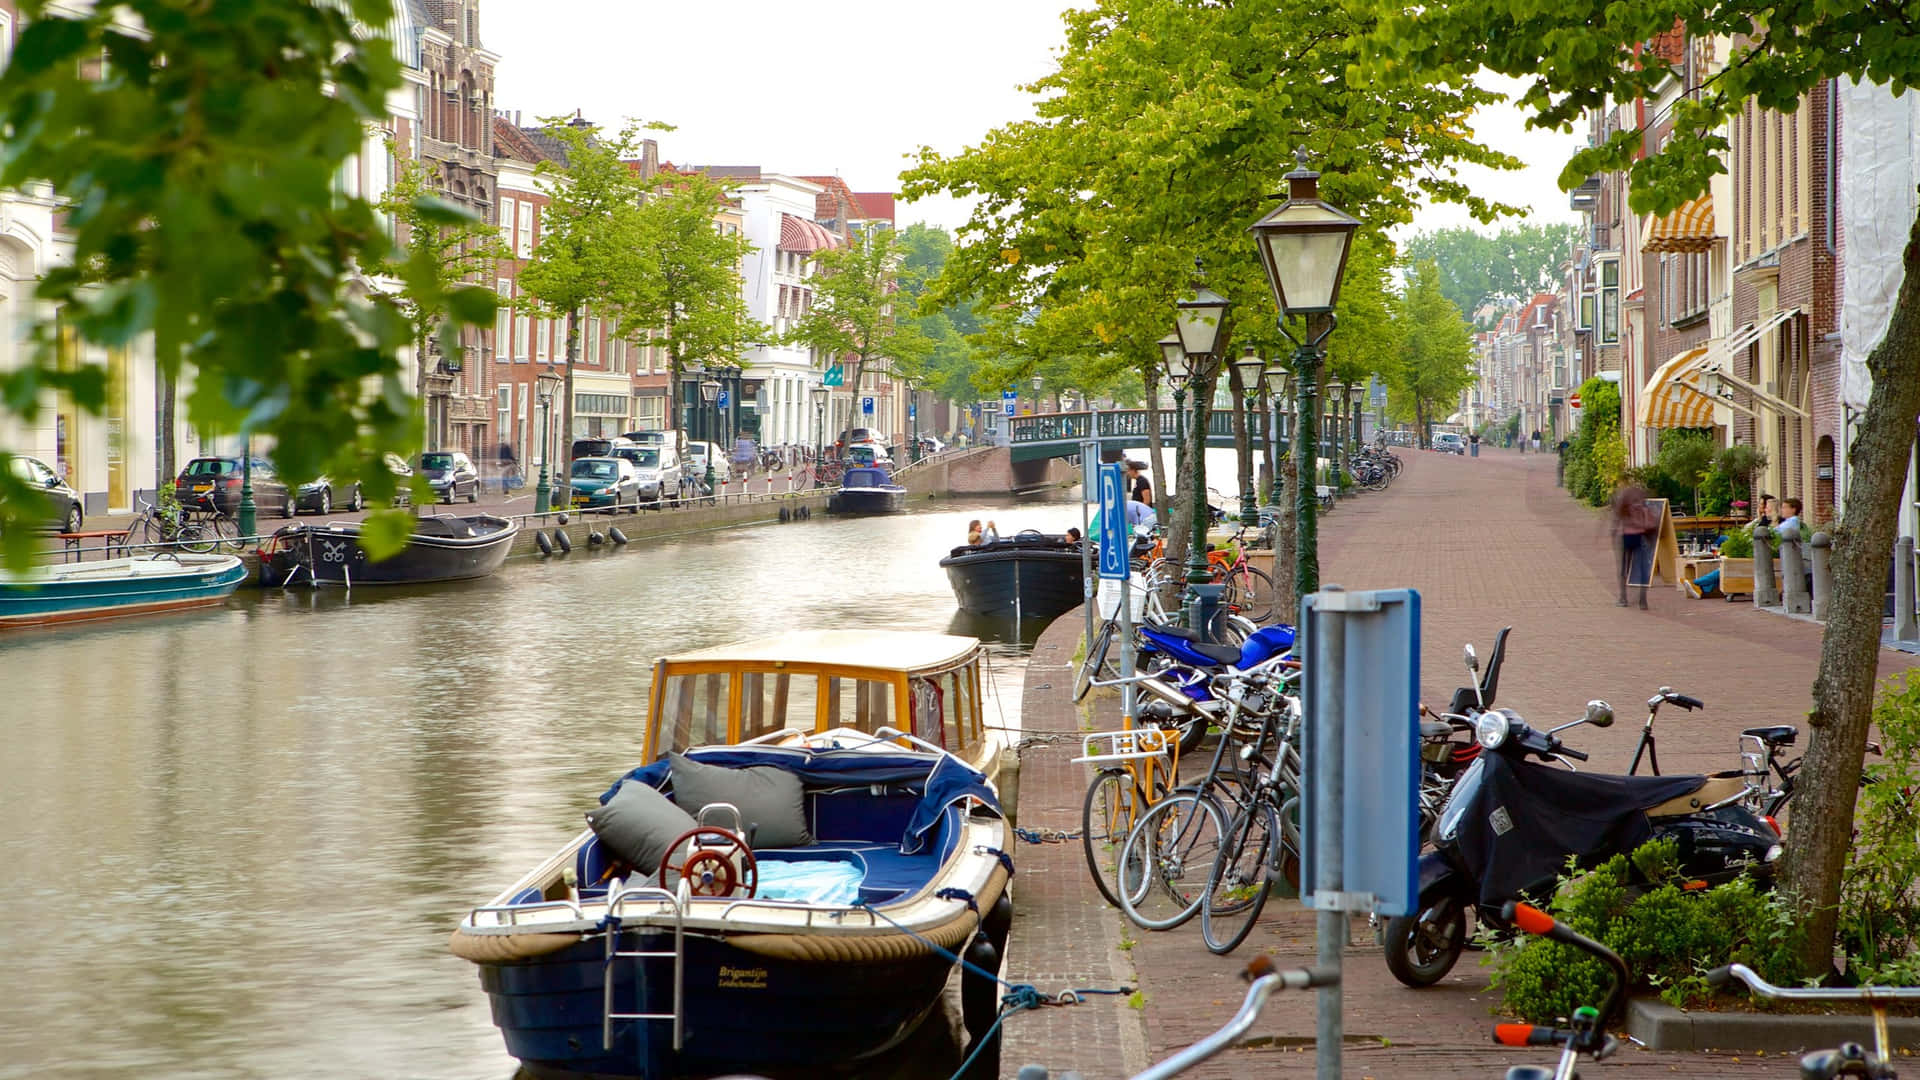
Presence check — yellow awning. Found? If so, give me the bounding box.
[1641,195,1717,253]
[1639,346,1717,428]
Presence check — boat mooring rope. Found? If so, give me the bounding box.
[852,898,1131,1080]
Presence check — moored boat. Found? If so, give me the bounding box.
[262,513,518,586]
[0,553,246,629]
[450,631,1013,1079]
[826,464,907,516]
[939,531,1086,620]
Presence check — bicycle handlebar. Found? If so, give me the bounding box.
[1709,963,1920,1002]
[1129,957,1337,1080]
[1502,902,1629,1026]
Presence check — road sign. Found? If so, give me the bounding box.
[1569,390,1582,409]
[823,364,845,387]
[1003,399,1016,417]
[717,389,730,409]
[861,396,874,414]
[908,403,917,420]
[1097,463,1127,580]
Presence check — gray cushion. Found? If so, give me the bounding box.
[586,780,697,872]
[667,752,813,849]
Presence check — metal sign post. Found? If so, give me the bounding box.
[1097,461,1136,719]
[1299,585,1420,1080]
[1081,441,1101,649]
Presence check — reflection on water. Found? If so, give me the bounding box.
[0,496,1083,1080]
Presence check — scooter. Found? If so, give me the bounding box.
[1382,641,1782,989]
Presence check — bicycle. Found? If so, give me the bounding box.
[1200,671,1306,954]
[1205,526,1276,623]
[128,496,239,553]
[1710,963,1920,1078]
[1490,900,1627,1080]
[1075,725,1176,909]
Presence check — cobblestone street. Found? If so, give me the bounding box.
[1003,447,1919,1078]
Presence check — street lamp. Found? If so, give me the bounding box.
[1249,151,1359,600]
[1159,332,1189,484]
[700,372,722,494]
[1232,345,1266,527]
[908,379,921,463]
[1349,382,1368,458]
[1327,380,1346,491]
[238,435,257,537]
[1264,363,1291,509]
[1173,265,1231,626]
[810,382,829,483]
[534,367,562,513]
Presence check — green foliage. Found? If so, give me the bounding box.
[1713,444,1769,508]
[1642,428,1716,513]
[1490,840,1803,1022]
[1562,377,1624,506]
[1838,674,1920,984]
[1402,223,1583,325]
[625,171,763,417]
[1718,525,1753,559]
[785,226,931,417]
[1385,260,1477,441]
[0,0,481,568]
[1696,468,1735,517]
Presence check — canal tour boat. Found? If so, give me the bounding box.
[0,553,247,629]
[826,464,908,516]
[450,631,1013,1079]
[939,530,1086,621]
[260,513,518,587]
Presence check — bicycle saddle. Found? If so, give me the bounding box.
[1420,720,1454,741]
[1503,1068,1554,1080]
[1799,1042,1892,1079]
[1742,725,1797,747]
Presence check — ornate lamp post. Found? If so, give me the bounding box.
[907,379,921,463]
[1249,153,1360,601]
[534,368,562,513]
[1173,268,1231,623]
[1264,363,1290,509]
[1232,345,1266,527]
[237,437,257,538]
[700,372,722,493]
[1159,332,1189,485]
[1349,383,1368,458]
[810,382,828,476]
[1326,380,1346,491]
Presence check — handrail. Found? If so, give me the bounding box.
[468,897,588,927]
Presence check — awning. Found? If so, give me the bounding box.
[778,213,844,254]
[1641,195,1717,253]
[1639,346,1717,428]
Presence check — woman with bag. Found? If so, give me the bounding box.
[1611,481,1657,608]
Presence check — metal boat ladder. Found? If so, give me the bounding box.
[601,880,688,1053]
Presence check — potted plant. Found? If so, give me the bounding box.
[1717,524,1755,595]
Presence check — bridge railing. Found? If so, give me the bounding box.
[1008,409,1271,444]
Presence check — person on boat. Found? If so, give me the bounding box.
[1065,527,1082,546]
[966,519,983,545]
[1125,460,1153,508]
[982,520,1000,543]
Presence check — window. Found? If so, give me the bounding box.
[496,385,510,440]
[494,279,512,360]
[498,197,516,250]
[637,394,665,430]
[1598,257,1620,345]
[517,381,529,420]
[587,317,602,366]
[536,319,549,362]
[660,672,733,753]
[739,670,822,741]
[516,202,533,258]
[551,319,566,361]
[514,310,529,362]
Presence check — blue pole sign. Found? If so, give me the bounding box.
[1097,462,1127,580]
[861,396,875,414]
[717,389,729,409]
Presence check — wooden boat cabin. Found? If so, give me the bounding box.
[646,630,1001,780]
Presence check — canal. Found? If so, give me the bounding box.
[0,495,1092,1079]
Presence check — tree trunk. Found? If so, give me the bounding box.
[1273,452,1298,621]
[1164,362,1220,617]
[158,365,176,491]
[1784,204,1920,976]
[1228,361,1252,511]
[1144,365,1169,512]
[563,308,580,453]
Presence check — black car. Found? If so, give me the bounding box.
[420,450,480,503]
[174,456,294,518]
[3,453,84,533]
[294,454,417,513]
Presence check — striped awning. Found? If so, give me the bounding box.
[1639,346,1717,428]
[778,213,844,254]
[1641,195,1717,253]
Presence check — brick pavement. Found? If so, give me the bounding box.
[1001,447,1918,1079]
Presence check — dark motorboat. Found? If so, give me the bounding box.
[938,530,1085,620]
[262,513,519,586]
[826,465,907,516]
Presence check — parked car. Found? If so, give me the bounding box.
[612,443,679,502]
[916,434,947,455]
[3,454,83,533]
[295,475,367,515]
[174,456,293,517]
[1433,432,1466,455]
[568,456,640,512]
[385,453,416,508]
[680,440,723,483]
[419,450,480,503]
[835,428,884,448]
[571,436,636,461]
[620,431,667,448]
[846,443,893,468]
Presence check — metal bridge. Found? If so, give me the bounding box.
[1006,409,1274,463]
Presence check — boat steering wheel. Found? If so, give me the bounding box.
[1016,528,1045,539]
[659,826,759,898]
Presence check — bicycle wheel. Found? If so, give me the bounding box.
[125,514,162,551]
[1227,565,1276,623]
[212,513,243,550]
[1074,620,1117,703]
[1082,768,1152,909]
[1202,801,1276,954]
[176,522,215,554]
[1118,789,1226,931]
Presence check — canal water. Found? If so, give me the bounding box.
[0,495,1091,1080]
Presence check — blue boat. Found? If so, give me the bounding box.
[827,464,907,515]
[0,553,247,629]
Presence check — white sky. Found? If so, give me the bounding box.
[485,1,1581,240]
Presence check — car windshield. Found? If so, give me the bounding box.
[183,459,236,476]
[422,453,454,470]
[629,449,660,467]
[686,446,707,461]
[572,460,616,480]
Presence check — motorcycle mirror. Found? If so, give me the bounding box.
[1464,644,1479,673]
[1584,700,1614,728]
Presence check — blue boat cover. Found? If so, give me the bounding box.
[600,744,1000,856]
[842,467,898,488]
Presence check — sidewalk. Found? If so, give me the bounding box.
[1003,447,1916,1078]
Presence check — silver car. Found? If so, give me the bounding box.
[613,444,678,502]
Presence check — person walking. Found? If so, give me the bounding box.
[1468,431,1480,458]
[1531,429,1543,453]
[1124,459,1153,508]
[1611,479,1657,608]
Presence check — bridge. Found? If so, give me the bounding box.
[1006,409,1275,463]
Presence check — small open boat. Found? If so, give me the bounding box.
[0,553,246,629]
[262,513,518,586]
[451,631,1012,1079]
[939,531,1086,620]
[827,464,907,516]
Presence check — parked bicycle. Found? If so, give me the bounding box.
[1710,962,1920,1079]
[125,496,240,553]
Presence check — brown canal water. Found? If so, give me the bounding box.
[0,496,1088,1079]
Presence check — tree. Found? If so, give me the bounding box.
[623,171,762,457]
[515,119,650,457]
[1364,0,1920,972]
[1403,223,1582,324]
[0,0,487,564]
[785,227,931,439]
[1386,261,1477,447]
[897,224,987,415]
[378,151,512,451]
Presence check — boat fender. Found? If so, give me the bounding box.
[608,527,628,545]
[553,528,572,553]
[535,530,554,556]
[588,530,605,546]
[555,512,568,525]
[779,507,790,523]
[961,935,1003,1040]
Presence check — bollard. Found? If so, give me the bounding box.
[1754,527,1779,607]
[1898,537,1919,642]
[1782,533,1809,614]
[1555,452,1565,487]
[1810,532,1832,620]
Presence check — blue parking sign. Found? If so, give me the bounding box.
[1097,463,1127,580]
[862,396,874,414]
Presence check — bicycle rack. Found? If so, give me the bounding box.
[602,880,689,1054]
[1072,727,1174,767]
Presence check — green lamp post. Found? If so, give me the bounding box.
[533,367,561,513]
[1172,269,1230,626]
[1349,382,1367,461]
[700,372,721,494]
[811,382,828,481]
[1249,153,1360,602]
[1232,345,1266,527]
[1326,380,1346,492]
[237,437,256,538]
[1264,363,1290,508]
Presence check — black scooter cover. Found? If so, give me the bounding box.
[1454,753,1705,906]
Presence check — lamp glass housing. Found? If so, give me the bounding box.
[700,377,721,405]
[1264,366,1290,398]
[1248,165,1362,316]
[1175,286,1231,359]
[1159,333,1190,384]
[1232,345,1266,389]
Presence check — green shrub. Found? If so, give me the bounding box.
[1564,377,1624,506]
[1489,839,1802,1022]
[1839,673,1920,984]
[1696,468,1734,516]
[1718,525,1753,559]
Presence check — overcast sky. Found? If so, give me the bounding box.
[485,0,1581,240]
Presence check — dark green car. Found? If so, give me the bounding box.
[568,457,639,513]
